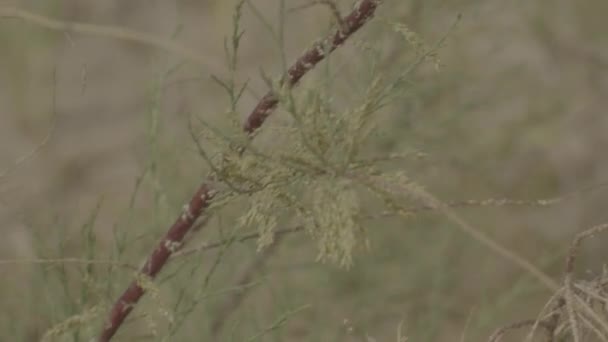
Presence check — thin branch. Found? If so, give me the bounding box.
[538,296,565,342]
[289,1,346,31]
[0,121,55,180]
[355,172,561,292]
[0,258,137,271]
[173,225,303,259]
[419,190,561,291]
[173,181,608,259]
[565,223,608,275]
[565,274,583,342]
[246,304,311,341]
[0,6,223,71]
[0,68,57,181]
[98,1,383,340]
[210,234,286,337]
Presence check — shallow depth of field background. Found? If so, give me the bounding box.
[1,0,608,341]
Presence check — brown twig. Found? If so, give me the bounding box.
[98,1,383,340]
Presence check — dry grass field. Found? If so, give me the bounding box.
[1,0,608,341]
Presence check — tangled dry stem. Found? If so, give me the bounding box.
[489,222,608,341]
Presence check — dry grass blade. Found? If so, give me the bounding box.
[561,223,608,340]
[564,274,582,342]
[517,222,608,342]
[0,5,224,71]
[358,172,560,292]
[0,258,137,271]
[488,319,553,342]
[0,67,57,182]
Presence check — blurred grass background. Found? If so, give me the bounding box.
[1,0,608,341]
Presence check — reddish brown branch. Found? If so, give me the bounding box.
[243,0,382,133]
[99,184,215,341]
[98,1,382,340]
